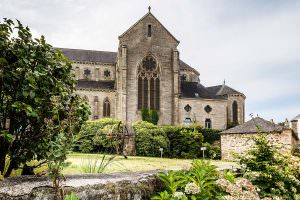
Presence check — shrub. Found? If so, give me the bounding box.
[76,118,121,153]
[164,128,204,159]
[141,109,159,125]
[150,110,159,125]
[239,133,300,199]
[202,142,221,160]
[133,121,170,157]
[152,160,224,199]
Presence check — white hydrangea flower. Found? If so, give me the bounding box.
[173,191,185,199]
[184,182,200,194]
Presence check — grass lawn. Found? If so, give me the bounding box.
[8,153,236,176]
[63,153,235,174]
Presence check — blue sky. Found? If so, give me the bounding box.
[1,0,299,122]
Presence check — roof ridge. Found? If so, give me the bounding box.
[118,12,179,44]
[58,47,117,54]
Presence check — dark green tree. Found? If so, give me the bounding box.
[0,19,90,177]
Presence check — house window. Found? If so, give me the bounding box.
[205,118,212,129]
[147,24,152,37]
[137,56,159,110]
[103,97,110,117]
[232,101,238,124]
[93,96,99,119]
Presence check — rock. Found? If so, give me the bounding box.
[0,171,163,200]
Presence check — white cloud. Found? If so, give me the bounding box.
[0,0,299,121]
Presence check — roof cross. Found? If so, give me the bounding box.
[148,6,151,12]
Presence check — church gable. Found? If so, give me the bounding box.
[118,11,179,46]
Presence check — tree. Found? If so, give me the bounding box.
[0,19,90,177]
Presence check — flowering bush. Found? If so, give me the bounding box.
[217,178,260,200]
[151,160,224,200]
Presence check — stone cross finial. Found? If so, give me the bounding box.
[223,79,226,85]
[148,6,151,12]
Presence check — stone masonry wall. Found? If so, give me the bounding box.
[221,130,296,160]
[0,171,162,200]
[73,62,115,81]
[179,98,227,129]
[76,90,116,120]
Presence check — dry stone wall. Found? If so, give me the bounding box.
[221,130,296,160]
[0,171,162,200]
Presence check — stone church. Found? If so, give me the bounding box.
[60,9,246,129]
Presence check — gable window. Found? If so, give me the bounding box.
[138,56,159,110]
[103,97,110,117]
[147,24,152,37]
[232,101,238,125]
[205,118,212,129]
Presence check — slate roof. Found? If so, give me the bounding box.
[206,85,244,96]
[59,48,117,63]
[59,48,199,73]
[76,80,115,90]
[221,117,283,134]
[180,82,223,99]
[180,82,245,100]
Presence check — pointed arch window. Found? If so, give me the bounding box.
[103,98,110,117]
[137,56,159,110]
[232,101,238,124]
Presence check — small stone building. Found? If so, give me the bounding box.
[221,117,299,160]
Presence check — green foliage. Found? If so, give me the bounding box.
[201,142,221,160]
[240,133,300,199]
[76,118,121,153]
[152,160,224,200]
[141,109,160,125]
[166,129,204,159]
[133,121,170,157]
[80,154,115,173]
[0,18,90,177]
[133,122,221,159]
[45,96,89,200]
[142,108,150,122]
[64,192,79,200]
[293,144,300,157]
[150,110,159,125]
